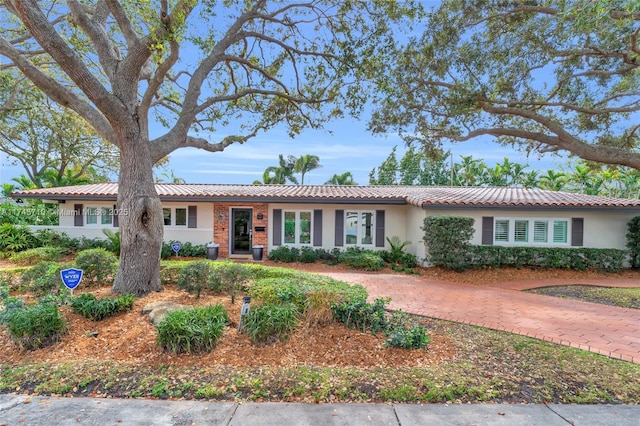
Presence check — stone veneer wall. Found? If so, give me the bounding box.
[213,202,268,258]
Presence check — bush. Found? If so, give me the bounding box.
[304,290,339,327]
[331,297,389,334]
[156,304,229,354]
[161,241,207,259]
[4,302,67,350]
[338,248,385,271]
[74,248,118,286]
[241,303,299,344]
[385,325,430,349]
[299,246,319,263]
[0,296,26,325]
[11,246,63,265]
[627,216,640,268]
[160,261,188,285]
[422,216,475,271]
[177,260,212,298]
[70,293,136,321]
[102,229,120,255]
[249,278,310,312]
[0,223,37,253]
[21,261,71,297]
[267,246,300,262]
[33,229,77,250]
[210,262,251,303]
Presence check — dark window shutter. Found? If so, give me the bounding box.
[335,210,344,247]
[113,204,119,227]
[482,217,494,245]
[313,209,323,247]
[273,209,282,245]
[375,210,385,247]
[571,218,584,246]
[74,204,83,227]
[187,206,197,228]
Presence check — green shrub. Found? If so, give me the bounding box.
[331,297,389,334]
[338,248,385,271]
[267,246,300,262]
[627,216,640,268]
[0,282,8,301]
[385,325,430,349]
[0,223,37,252]
[304,289,340,327]
[210,262,251,303]
[177,260,212,298]
[161,241,207,259]
[74,248,118,286]
[156,304,229,354]
[33,229,77,250]
[21,261,70,297]
[0,296,26,325]
[70,293,136,321]
[299,247,319,263]
[422,216,475,271]
[160,261,188,285]
[249,278,310,312]
[241,303,299,344]
[11,246,63,265]
[4,302,67,350]
[101,229,121,255]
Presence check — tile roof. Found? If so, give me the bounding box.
[12,183,640,208]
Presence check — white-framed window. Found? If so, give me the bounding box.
[345,211,375,245]
[494,218,569,246]
[283,210,312,245]
[85,207,113,226]
[163,207,187,227]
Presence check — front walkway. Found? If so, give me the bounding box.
[321,272,640,364]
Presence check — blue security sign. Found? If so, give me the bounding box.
[171,243,181,253]
[60,268,83,290]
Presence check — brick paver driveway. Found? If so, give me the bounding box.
[321,272,640,364]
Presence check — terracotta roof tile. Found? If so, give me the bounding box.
[12,183,640,208]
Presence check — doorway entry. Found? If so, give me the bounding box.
[231,208,252,254]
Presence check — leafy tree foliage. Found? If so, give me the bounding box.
[325,171,357,185]
[0,77,117,187]
[0,0,415,295]
[370,1,640,170]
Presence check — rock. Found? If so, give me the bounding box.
[142,301,189,326]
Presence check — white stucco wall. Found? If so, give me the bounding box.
[44,201,214,245]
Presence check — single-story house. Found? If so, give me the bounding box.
[12,183,640,262]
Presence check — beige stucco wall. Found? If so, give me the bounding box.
[422,207,639,250]
[49,201,214,245]
[267,203,410,252]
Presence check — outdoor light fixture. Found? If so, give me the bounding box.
[238,296,251,331]
[257,212,264,220]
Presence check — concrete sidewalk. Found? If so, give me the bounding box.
[322,272,640,364]
[1,395,639,425]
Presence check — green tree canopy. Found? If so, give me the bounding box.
[370,1,640,170]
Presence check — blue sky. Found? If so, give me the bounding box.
[0,112,565,187]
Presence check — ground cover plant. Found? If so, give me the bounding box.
[1,260,640,403]
[528,286,640,309]
[70,294,136,321]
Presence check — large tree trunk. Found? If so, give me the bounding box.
[111,131,163,296]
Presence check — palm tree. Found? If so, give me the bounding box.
[325,172,357,185]
[256,154,298,184]
[292,154,322,185]
[539,170,567,191]
[11,174,38,190]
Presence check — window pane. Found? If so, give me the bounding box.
[495,220,509,242]
[284,211,296,244]
[345,212,358,244]
[163,208,172,226]
[514,220,528,242]
[101,207,113,225]
[361,212,374,245]
[553,221,567,243]
[175,208,187,226]
[534,221,548,243]
[86,207,98,225]
[300,212,311,244]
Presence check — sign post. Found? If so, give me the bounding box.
[171,242,181,257]
[60,268,83,297]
